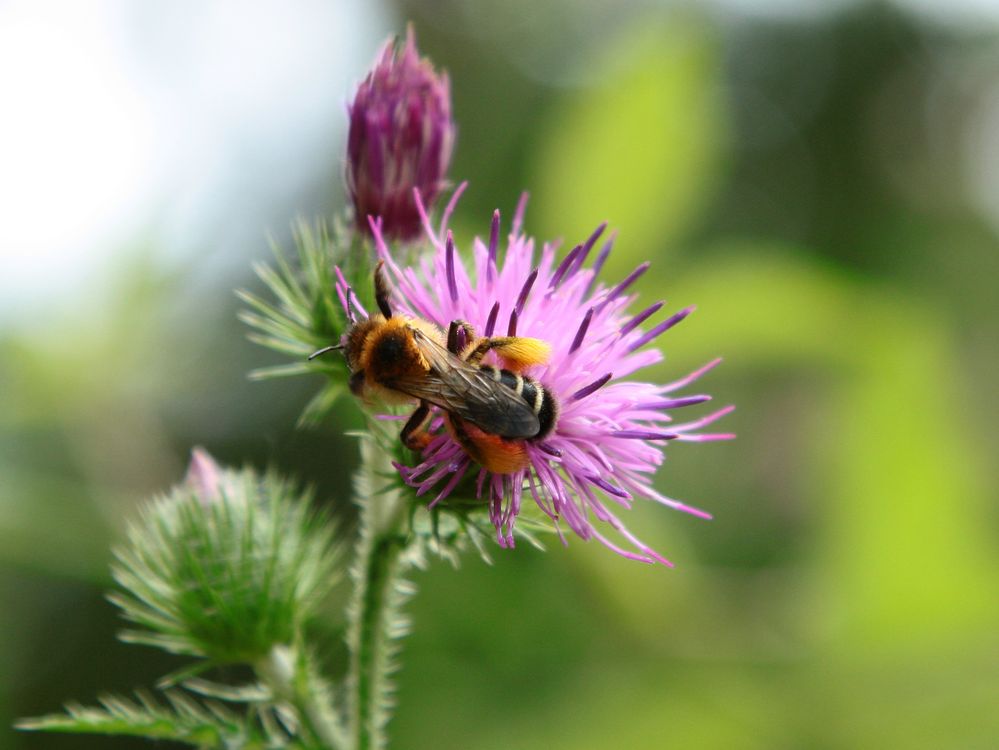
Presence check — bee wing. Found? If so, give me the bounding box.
[386,327,541,439]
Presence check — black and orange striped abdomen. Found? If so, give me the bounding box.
[478,365,557,440]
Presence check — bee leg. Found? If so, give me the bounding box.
[374,260,393,318]
[400,401,433,452]
[464,336,551,369]
[446,319,477,355]
[463,338,493,366]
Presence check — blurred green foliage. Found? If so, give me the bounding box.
[3,2,998,749]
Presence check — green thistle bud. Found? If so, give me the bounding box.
[109,450,342,664]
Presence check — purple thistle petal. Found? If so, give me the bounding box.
[627,306,695,352]
[488,209,500,278]
[673,502,713,520]
[549,245,582,290]
[512,192,529,236]
[672,404,735,432]
[611,430,680,441]
[439,181,467,240]
[334,280,351,322]
[429,458,469,508]
[571,372,613,401]
[412,187,438,244]
[599,261,650,311]
[391,460,412,481]
[585,230,616,297]
[586,474,631,499]
[445,230,458,302]
[484,301,499,337]
[507,307,518,336]
[637,395,712,410]
[676,432,737,442]
[527,470,557,520]
[569,307,594,353]
[663,357,722,392]
[572,222,607,274]
[515,268,539,315]
[538,442,563,458]
[620,301,664,335]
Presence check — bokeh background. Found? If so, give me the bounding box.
[2,1,997,748]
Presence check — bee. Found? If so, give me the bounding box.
[310,261,558,474]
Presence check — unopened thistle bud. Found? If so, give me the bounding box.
[346,27,455,241]
[109,450,341,664]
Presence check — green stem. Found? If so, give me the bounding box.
[346,431,412,750]
[257,644,347,750]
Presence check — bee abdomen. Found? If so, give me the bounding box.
[481,365,558,440]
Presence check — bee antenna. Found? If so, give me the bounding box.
[308,344,343,360]
[374,260,393,318]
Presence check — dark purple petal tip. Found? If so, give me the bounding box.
[488,209,500,271]
[484,301,500,337]
[639,395,712,410]
[611,430,680,441]
[586,474,630,499]
[569,307,595,353]
[571,372,613,401]
[515,268,539,314]
[627,305,695,352]
[445,230,458,301]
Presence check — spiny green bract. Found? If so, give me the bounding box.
[109,462,342,664]
[237,215,371,427]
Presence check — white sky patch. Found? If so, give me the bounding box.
[0,0,389,328]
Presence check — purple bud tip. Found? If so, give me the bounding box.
[445,230,458,302]
[569,307,594,353]
[484,301,500,337]
[346,28,455,241]
[186,447,222,502]
[572,372,613,401]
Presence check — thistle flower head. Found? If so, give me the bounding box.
[340,187,734,565]
[346,27,455,241]
[110,450,341,663]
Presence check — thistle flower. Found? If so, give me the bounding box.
[341,186,734,565]
[346,27,455,241]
